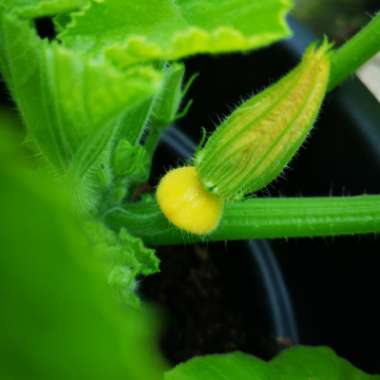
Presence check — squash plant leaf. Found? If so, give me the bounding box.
[165,351,270,380]
[0,0,88,18]
[270,346,380,380]
[0,129,165,379]
[86,222,159,307]
[59,0,293,67]
[0,9,161,213]
[0,10,161,173]
[165,346,380,380]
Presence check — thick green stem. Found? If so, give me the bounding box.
[105,195,380,245]
[329,11,380,91]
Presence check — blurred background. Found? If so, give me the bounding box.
[295,0,380,101]
[294,0,380,44]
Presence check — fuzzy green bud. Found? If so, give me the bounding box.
[195,41,331,200]
[112,139,149,182]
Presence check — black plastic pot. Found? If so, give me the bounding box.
[145,19,380,373]
[141,127,299,364]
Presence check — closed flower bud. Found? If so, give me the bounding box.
[195,41,331,200]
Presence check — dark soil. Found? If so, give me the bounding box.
[140,242,282,365]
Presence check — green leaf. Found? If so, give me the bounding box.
[59,0,293,67]
[0,0,87,18]
[0,9,161,212]
[85,222,159,307]
[166,352,271,380]
[0,130,164,379]
[0,10,161,172]
[270,346,380,380]
[165,346,380,380]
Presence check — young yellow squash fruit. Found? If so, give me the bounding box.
[156,166,224,235]
[156,42,330,235]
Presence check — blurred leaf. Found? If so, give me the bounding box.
[270,346,380,380]
[0,107,22,131]
[0,130,165,379]
[0,0,87,17]
[166,352,270,380]
[293,0,369,44]
[59,0,293,67]
[165,346,380,380]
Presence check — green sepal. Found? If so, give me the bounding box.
[144,63,196,158]
[151,63,186,127]
[195,40,331,200]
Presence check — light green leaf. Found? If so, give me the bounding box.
[0,10,161,173]
[165,352,271,380]
[0,0,87,18]
[60,0,293,67]
[165,346,380,380]
[0,130,164,379]
[271,346,380,380]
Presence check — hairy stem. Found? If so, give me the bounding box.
[105,195,380,245]
[329,11,380,91]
